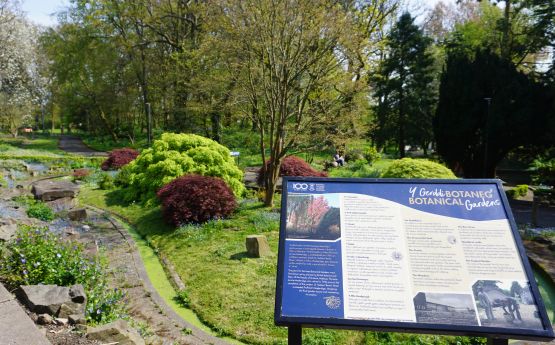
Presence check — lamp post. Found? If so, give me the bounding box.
[483,97,492,177]
[146,102,152,146]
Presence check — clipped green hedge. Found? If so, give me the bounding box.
[117,133,245,202]
[381,158,456,179]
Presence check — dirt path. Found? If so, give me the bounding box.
[58,135,107,157]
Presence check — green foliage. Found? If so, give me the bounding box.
[117,133,245,203]
[15,196,55,221]
[0,226,124,324]
[531,158,555,186]
[506,184,528,199]
[381,158,456,179]
[98,173,115,190]
[434,50,553,178]
[175,289,191,308]
[370,13,437,156]
[364,147,381,164]
[26,201,55,221]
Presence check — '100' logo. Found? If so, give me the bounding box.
[292,183,311,191]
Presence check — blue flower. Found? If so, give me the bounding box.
[21,258,26,264]
[96,309,101,314]
[23,270,28,275]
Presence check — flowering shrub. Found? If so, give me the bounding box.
[381,158,456,179]
[257,155,327,185]
[117,133,244,203]
[157,174,237,226]
[0,226,124,324]
[101,148,139,171]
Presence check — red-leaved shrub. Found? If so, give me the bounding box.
[157,174,237,226]
[257,155,327,185]
[72,168,91,180]
[101,148,139,171]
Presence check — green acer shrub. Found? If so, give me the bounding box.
[381,158,456,179]
[117,133,245,202]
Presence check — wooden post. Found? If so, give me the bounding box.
[487,338,508,345]
[288,325,302,345]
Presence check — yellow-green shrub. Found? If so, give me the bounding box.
[117,133,244,202]
[381,158,456,179]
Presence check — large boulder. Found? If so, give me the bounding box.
[17,284,86,317]
[31,180,80,201]
[87,319,145,345]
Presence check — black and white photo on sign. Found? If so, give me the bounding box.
[472,280,544,330]
[413,292,479,326]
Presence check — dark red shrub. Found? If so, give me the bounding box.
[157,174,237,226]
[72,168,91,180]
[257,155,327,185]
[101,148,139,171]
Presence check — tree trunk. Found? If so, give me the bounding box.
[263,158,282,207]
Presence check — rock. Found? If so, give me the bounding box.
[57,302,85,319]
[31,180,80,201]
[69,285,86,303]
[46,197,76,212]
[245,235,272,258]
[0,218,17,242]
[75,324,87,332]
[87,319,145,345]
[18,284,86,317]
[68,314,86,325]
[55,318,68,326]
[37,314,53,325]
[68,208,87,221]
[82,225,91,231]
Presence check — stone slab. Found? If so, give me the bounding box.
[0,283,52,345]
[31,180,80,201]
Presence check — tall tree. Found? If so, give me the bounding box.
[371,13,437,157]
[210,0,352,206]
[0,1,42,137]
[434,50,554,177]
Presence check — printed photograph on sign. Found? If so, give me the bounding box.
[285,193,341,240]
[472,280,543,329]
[413,292,479,326]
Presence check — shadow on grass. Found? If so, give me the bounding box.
[104,188,174,237]
[229,252,250,260]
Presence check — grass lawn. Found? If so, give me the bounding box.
[79,187,486,345]
[0,135,104,168]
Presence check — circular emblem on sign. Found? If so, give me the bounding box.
[292,183,309,191]
[324,296,341,309]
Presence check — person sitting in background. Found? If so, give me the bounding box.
[333,152,345,167]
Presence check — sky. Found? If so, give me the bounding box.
[20,0,68,27]
[20,0,458,27]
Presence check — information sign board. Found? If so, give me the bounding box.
[275,178,554,341]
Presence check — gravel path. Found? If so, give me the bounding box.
[58,135,107,157]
